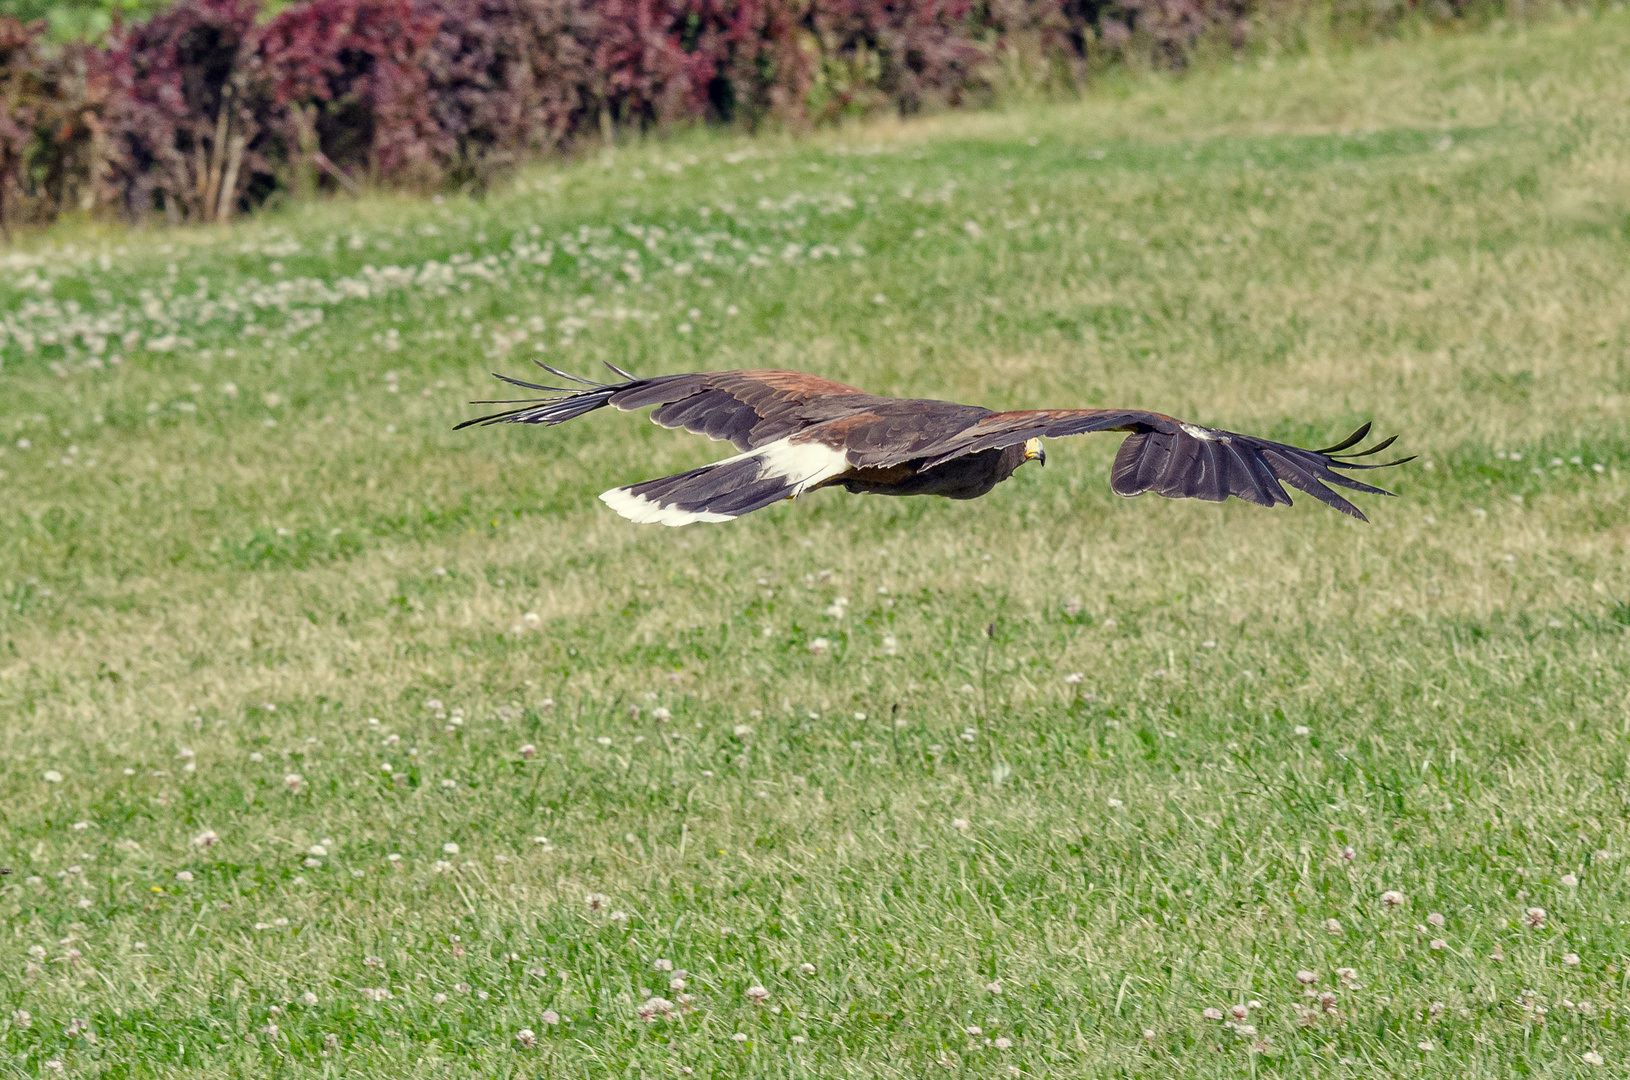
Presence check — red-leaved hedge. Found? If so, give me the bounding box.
[0,0,1488,229]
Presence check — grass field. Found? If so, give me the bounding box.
[4,12,1630,1077]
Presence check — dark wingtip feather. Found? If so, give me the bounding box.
[1313,422,1372,455]
[494,372,573,392]
[1353,434,1398,456]
[532,361,607,387]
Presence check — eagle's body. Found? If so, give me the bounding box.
[458,365,1408,526]
[836,445,1030,500]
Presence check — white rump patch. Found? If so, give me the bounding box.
[755,437,851,496]
[599,435,851,527]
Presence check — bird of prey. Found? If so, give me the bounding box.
[458,364,1409,526]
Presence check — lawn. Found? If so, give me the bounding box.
[3,12,1630,1077]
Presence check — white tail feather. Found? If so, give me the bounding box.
[600,436,850,526]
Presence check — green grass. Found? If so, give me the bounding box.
[4,12,1630,1077]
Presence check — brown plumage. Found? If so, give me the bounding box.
[457,364,1411,526]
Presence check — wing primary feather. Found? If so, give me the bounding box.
[1327,454,1417,471]
[1330,434,1398,458]
[602,361,639,381]
[1312,423,1372,455]
[532,361,609,387]
[493,373,577,392]
[1259,448,1367,520]
[1221,441,1279,506]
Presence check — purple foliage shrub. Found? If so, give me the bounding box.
[101,0,273,221]
[259,0,441,187]
[803,0,984,118]
[1,17,109,232]
[415,0,600,186]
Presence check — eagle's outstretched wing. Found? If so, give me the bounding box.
[454,363,881,450]
[877,407,1411,521]
[459,364,1410,524]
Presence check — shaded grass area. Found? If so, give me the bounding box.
[2,12,1630,1078]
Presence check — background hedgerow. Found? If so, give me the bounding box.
[0,16,105,234]
[0,0,1592,229]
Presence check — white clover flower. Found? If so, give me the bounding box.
[636,997,676,1022]
[515,1029,536,1048]
[1063,672,1084,685]
[301,992,318,1006]
[1525,906,1547,928]
[1381,890,1404,907]
[808,637,831,655]
[193,830,220,848]
[540,1009,560,1025]
[652,707,671,722]
[746,985,769,1003]
[175,871,194,882]
[43,770,63,783]
[284,774,304,792]
[1203,1007,1224,1021]
[1561,873,1579,887]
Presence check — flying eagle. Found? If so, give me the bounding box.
[458,364,1409,526]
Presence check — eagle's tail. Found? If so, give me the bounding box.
[599,438,850,526]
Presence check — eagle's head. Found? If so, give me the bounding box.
[1022,437,1046,467]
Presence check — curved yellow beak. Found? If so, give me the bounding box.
[1023,437,1045,465]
